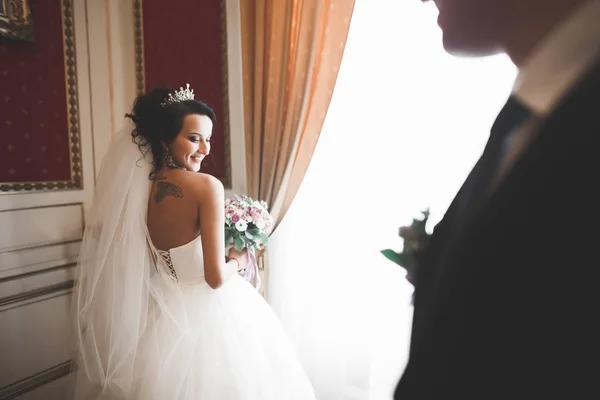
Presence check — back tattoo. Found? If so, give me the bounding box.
[154,176,183,204]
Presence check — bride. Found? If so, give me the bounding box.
[71,84,317,399]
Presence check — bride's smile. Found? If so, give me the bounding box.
[169,114,213,172]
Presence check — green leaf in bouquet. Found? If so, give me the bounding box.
[381,249,403,266]
[234,236,245,251]
[380,249,416,272]
[259,233,269,245]
[225,229,233,246]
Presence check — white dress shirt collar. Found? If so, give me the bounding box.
[513,0,600,116]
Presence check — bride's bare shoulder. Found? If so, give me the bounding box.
[179,171,224,200]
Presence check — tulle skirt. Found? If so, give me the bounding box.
[132,274,317,400]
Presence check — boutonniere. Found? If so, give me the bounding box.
[381,209,431,286]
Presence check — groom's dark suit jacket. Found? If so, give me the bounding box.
[394,60,600,399]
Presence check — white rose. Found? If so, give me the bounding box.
[235,220,248,232]
[254,218,266,230]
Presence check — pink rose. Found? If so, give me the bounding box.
[231,214,241,223]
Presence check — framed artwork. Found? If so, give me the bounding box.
[0,0,82,192]
[0,0,34,41]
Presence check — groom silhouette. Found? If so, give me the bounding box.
[396,0,600,398]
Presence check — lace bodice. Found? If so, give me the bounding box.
[156,235,205,284]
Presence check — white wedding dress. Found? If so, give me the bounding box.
[132,235,317,399]
[71,124,317,400]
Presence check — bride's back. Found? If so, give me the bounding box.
[147,169,207,251]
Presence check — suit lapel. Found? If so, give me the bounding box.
[409,63,600,356]
[415,60,600,309]
[412,147,489,294]
[415,152,487,265]
[453,59,600,247]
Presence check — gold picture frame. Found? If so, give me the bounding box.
[0,0,34,42]
[0,0,82,193]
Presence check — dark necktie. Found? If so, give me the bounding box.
[459,96,531,214]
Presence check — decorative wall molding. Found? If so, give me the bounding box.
[0,1,93,397]
[0,361,72,400]
[223,0,248,197]
[0,0,82,193]
[0,202,84,255]
[132,0,145,97]
[219,0,233,190]
[0,280,74,311]
[0,261,76,285]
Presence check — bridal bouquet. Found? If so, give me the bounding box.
[224,195,274,289]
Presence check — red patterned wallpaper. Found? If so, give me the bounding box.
[139,0,230,186]
[0,1,75,189]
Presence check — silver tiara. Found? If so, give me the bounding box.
[160,83,195,107]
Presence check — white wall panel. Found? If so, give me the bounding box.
[0,241,80,280]
[0,204,83,253]
[0,292,73,388]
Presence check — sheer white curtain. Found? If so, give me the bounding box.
[267,1,517,399]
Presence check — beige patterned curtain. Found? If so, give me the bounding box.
[240,0,355,229]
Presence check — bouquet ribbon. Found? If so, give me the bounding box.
[242,245,261,291]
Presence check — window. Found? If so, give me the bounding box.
[268,1,517,398]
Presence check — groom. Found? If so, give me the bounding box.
[396,0,600,398]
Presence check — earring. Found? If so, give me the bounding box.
[165,148,180,169]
